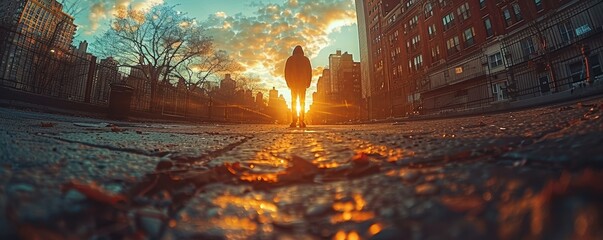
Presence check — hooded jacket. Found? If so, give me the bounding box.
[284,46,312,90]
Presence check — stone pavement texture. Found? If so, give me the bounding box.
[1,98,603,240]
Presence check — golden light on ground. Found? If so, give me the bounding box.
[369,223,383,235]
[331,193,375,224]
[332,230,361,240]
[213,195,278,214]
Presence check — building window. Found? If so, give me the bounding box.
[439,0,448,7]
[446,36,461,54]
[409,15,419,30]
[479,0,486,9]
[442,12,455,31]
[569,61,584,83]
[558,21,575,44]
[411,35,421,50]
[457,2,471,21]
[489,52,503,68]
[413,54,423,70]
[512,3,522,21]
[428,24,437,39]
[406,0,418,8]
[484,17,493,37]
[463,27,475,47]
[520,37,536,59]
[431,45,441,62]
[425,2,433,18]
[534,0,543,11]
[503,8,512,27]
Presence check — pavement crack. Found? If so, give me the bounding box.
[171,135,253,163]
[47,135,173,157]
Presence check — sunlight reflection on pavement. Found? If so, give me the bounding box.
[1,99,603,239]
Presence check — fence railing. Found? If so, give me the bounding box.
[0,25,275,123]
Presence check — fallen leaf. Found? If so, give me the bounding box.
[440,195,485,214]
[111,126,125,132]
[40,122,55,128]
[278,155,319,183]
[351,152,370,166]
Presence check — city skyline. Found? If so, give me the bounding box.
[71,0,363,110]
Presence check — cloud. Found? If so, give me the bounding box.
[84,0,164,33]
[202,0,357,99]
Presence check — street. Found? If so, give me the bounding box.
[1,98,603,240]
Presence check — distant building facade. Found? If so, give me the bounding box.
[310,50,362,123]
[93,57,120,104]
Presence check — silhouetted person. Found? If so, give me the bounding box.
[284,45,312,128]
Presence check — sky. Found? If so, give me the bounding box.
[71,0,361,110]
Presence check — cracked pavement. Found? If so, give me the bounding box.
[1,97,603,239]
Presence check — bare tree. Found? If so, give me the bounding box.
[172,50,241,91]
[59,0,85,18]
[92,4,212,112]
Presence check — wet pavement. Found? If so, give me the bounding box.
[1,98,603,239]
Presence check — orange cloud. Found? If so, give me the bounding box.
[202,0,357,101]
[86,0,163,33]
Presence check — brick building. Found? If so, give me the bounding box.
[357,0,603,117]
[0,0,76,92]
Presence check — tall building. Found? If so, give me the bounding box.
[0,0,77,92]
[67,41,93,101]
[219,73,236,98]
[268,87,279,108]
[93,57,120,104]
[357,0,603,117]
[310,50,362,123]
[355,0,372,114]
[329,50,343,94]
[0,0,76,50]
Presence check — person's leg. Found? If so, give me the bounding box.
[299,88,306,127]
[290,89,298,127]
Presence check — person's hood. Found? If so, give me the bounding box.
[292,46,304,56]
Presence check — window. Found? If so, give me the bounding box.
[558,21,575,44]
[512,3,522,21]
[442,12,455,31]
[463,27,475,47]
[484,17,493,37]
[447,36,461,54]
[425,3,433,18]
[479,0,486,9]
[406,0,418,8]
[413,55,423,70]
[457,3,471,20]
[428,24,437,39]
[411,35,421,50]
[409,15,419,30]
[569,61,584,83]
[534,0,543,11]
[489,52,503,68]
[439,0,448,7]
[431,45,441,62]
[520,37,536,58]
[503,8,512,26]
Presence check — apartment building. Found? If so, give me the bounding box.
[357,0,603,117]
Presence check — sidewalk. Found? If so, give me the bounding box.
[395,83,603,123]
[1,98,603,239]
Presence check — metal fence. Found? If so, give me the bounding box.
[0,25,273,123]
